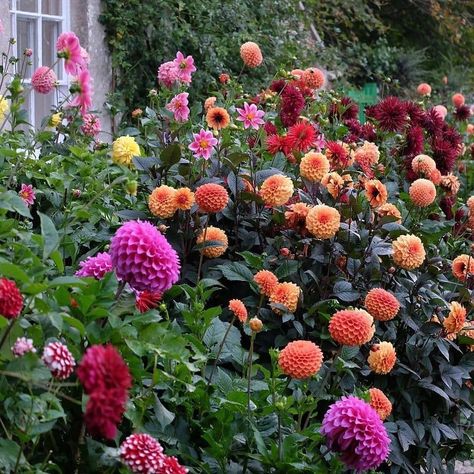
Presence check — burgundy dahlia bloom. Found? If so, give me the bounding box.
[42,341,76,379]
[0,278,23,319]
[110,220,180,293]
[431,136,458,174]
[400,125,424,158]
[120,433,165,473]
[269,79,286,94]
[329,97,359,123]
[75,252,112,279]
[453,105,471,121]
[321,396,391,471]
[361,123,377,142]
[370,96,407,132]
[405,101,425,126]
[280,85,305,127]
[421,109,444,136]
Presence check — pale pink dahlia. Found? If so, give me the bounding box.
[71,69,92,115]
[166,92,189,122]
[75,252,112,279]
[236,102,265,130]
[109,220,180,293]
[81,113,101,136]
[120,433,165,473]
[321,396,391,471]
[188,129,218,159]
[56,31,85,75]
[18,184,35,206]
[157,61,179,88]
[42,341,76,379]
[31,66,57,94]
[173,51,196,84]
[12,337,36,357]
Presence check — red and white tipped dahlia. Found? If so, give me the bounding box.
[0,277,23,319]
[42,341,76,379]
[160,455,189,474]
[110,220,180,293]
[120,433,165,473]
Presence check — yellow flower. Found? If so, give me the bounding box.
[112,135,140,166]
[49,112,62,127]
[0,96,9,121]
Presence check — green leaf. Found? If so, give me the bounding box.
[0,439,26,471]
[0,262,30,283]
[333,280,360,302]
[160,143,181,168]
[217,262,254,282]
[154,395,175,429]
[38,212,59,260]
[48,276,87,287]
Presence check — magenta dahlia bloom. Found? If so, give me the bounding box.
[236,102,265,130]
[188,129,218,159]
[75,252,112,279]
[166,92,190,122]
[31,66,57,94]
[18,184,36,207]
[158,61,179,88]
[71,69,92,115]
[81,113,101,137]
[120,433,165,473]
[321,396,391,471]
[109,220,180,293]
[56,31,85,75]
[161,455,189,473]
[173,51,196,84]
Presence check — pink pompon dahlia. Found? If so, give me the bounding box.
[56,31,85,75]
[157,61,179,88]
[75,252,112,279]
[31,66,57,94]
[173,51,196,84]
[120,433,165,473]
[166,92,190,122]
[0,278,24,319]
[18,183,36,206]
[12,337,36,357]
[188,129,218,159]
[109,220,181,293]
[81,113,101,136]
[42,341,76,379]
[236,102,265,130]
[70,69,92,114]
[321,396,391,471]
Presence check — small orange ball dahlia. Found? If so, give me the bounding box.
[354,141,380,168]
[452,254,474,281]
[452,93,465,107]
[269,282,301,314]
[368,388,392,421]
[278,340,323,379]
[364,288,400,321]
[440,173,460,196]
[206,106,230,130]
[392,234,426,270]
[321,172,345,198]
[259,174,294,206]
[240,42,263,68]
[195,183,229,213]
[254,270,279,297]
[300,152,330,182]
[148,185,178,218]
[329,309,374,346]
[376,203,402,223]
[368,342,396,374]
[429,168,442,185]
[285,202,311,230]
[196,226,228,258]
[305,204,341,239]
[364,180,388,208]
[302,67,325,89]
[416,83,431,96]
[409,179,436,207]
[228,299,248,323]
[411,154,436,176]
[443,302,466,334]
[174,187,195,211]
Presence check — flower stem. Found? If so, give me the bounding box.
[207,315,235,385]
[196,215,209,283]
[0,319,16,353]
[247,332,256,416]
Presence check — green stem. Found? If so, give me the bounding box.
[247,332,256,416]
[0,319,16,353]
[196,215,209,283]
[207,315,235,385]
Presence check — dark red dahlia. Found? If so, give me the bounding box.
[280,110,300,128]
[440,196,455,220]
[0,278,23,319]
[400,125,424,157]
[286,121,316,152]
[361,123,377,142]
[431,136,458,174]
[453,105,471,121]
[421,109,444,136]
[263,122,278,136]
[270,79,287,94]
[369,96,407,132]
[405,101,425,125]
[329,97,359,123]
[289,79,313,97]
[441,125,462,149]
[135,290,163,313]
[280,85,305,127]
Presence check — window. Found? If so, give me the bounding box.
[10,0,70,128]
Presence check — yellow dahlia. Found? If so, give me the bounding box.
[368,342,396,374]
[112,135,140,166]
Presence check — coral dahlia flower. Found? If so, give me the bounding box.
[278,340,323,379]
[174,187,195,211]
[416,83,431,96]
[392,234,426,270]
[254,270,278,297]
[452,254,474,282]
[409,179,436,207]
[443,302,466,334]
[195,183,228,213]
[299,152,330,182]
[376,203,401,223]
[269,282,301,314]
[452,93,465,107]
[228,299,248,323]
[305,204,340,239]
[329,309,374,346]
[364,179,388,208]
[365,288,400,321]
[411,154,436,176]
[321,172,344,199]
[196,226,228,258]
[368,342,397,374]
[259,174,294,207]
[302,67,325,89]
[240,42,263,68]
[206,106,230,130]
[149,186,178,219]
[368,388,392,421]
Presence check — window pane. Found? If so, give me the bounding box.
[42,0,62,15]
[17,0,38,12]
[35,88,56,127]
[42,20,61,78]
[17,17,37,77]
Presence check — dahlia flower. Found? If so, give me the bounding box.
[368,342,397,374]
[305,205,340,239]
[120,433,165,473]
[56,31,85,75]
[173,51,196,84]
[368,388,392,421]
[364,180,388,208]
[31,66,57,94]
[411,154,436,176]
[11,337,36,357]
[329,309,374,346]
[321,172,344,199]
[206,107,230,130]
[409,179,436,207]
[189,129,218,159]
[149,186,178,219]
[254,270,278,297]
[70,69,92,114]
[269,282,300,314]
[443,302,466,334]
[392,234,426,270]
[0,278,23,319]
[197,226,228,258]
[42,341,76,379]
[157,61,179,88]
[112,135,140,166]
[135,290,162,313]
[228,299,248,323]
[433,105,448,120]
[166,92,190,122]
[195,183,228,213]
[416,83,431,96]
[365,288,400,321]
[236,102,265,130]
[286,121,316,153]
[321,396,390,471]
[369,96,407,132]
[376,203,401,223]
[278,340,323,379]
[285,202,311,231]
[81,113,101,136]
[452,254,474,282]
[440,173,460,196]
[325,141,353,169]
[0,96,9,121]
[18,184,36,206]
[452,93,465,107]
[259,174,294,207]
[75,252,112,279]
[173,187,195,210]
[280,85,305,127]
[110,220,180,293]
[240,42,263,68]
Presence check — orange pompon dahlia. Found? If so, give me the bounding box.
[429,168,442,185]
[228,299,248,323]
[300,152,330,182]
[409,179,436,207]
[417,83,431,96]
[240,42,263,68]
[302,67,325,90]
[443,302,467,334]
[392,234,426,270]
[440,173,460,196]
[259,174,294,206]
[305,204,341,239]
[173,187,194,211]
[365,288,400,321]
[148,185,178,218]
[368,342,396,374]
[321,172,345,199]
[329,309,375,346]
[204,96,217,111]
[368,388,392,421]
[376,203,402,223]
[196,226,228,258]
[195,183,228,213]
[285,202,311,230]
[452,93,465,107]
[269,282,301,314]
[206,106,230,130]
[411,154,436,176]
[467,196,474,212]
[254,270,278,297]
[364,179,388,208]
[354,141,380,168]
[452,254,474,281]
[278,340,323,379]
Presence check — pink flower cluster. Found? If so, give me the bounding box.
[75,252,112,279]
[157,51,196,88]
[81,113,101,137]
[166,92,190,122]
[12,337,36,357]
[18,184,35,207]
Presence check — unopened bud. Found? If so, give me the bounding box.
[126,179,138,196]
[249,317,263,333]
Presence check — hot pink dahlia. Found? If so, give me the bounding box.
[157,61,179,88]
[321,396,390,471]
[236,102,265,130]
[18,183,36,206]
[188,129,218,159]
[42,341,76,379]
[160,455,189,474]
[75,252,112,279]
[166,92,190,122]
[0,278,24,319]
[31,66,57,94]
[70,69,92,115]
[109,220,180,293]
[56,31,85,75]
[81,113,101,137]
[120,433,165,473]
[11,337,36,357]
[173,51,196,84]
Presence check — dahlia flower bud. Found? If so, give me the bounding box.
[249,317,263,332]
[126,180,138,196]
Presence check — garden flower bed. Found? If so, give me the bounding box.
[0,32,473,473]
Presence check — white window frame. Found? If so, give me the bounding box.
[9,0,70,127]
